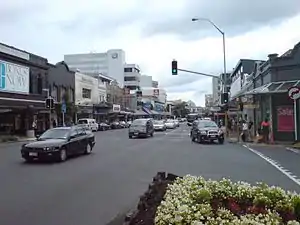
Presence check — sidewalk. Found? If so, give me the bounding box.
[0,135,36,144]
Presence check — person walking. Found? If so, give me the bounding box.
[261,118,270,143]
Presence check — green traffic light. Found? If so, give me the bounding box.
[172,69,177,73]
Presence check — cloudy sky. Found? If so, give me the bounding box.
[1,0,300,106]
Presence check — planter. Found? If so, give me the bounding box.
[108,172,300,225]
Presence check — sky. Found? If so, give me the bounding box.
[1,0,300,106]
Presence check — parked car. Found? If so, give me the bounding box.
[119,121,127,128]
[190,120,224,144]
[77,118,98,132]
[165,119,177,129]
[128,118,154,138]
[174,119,180,127]
[153,120,166,131]
[127,121,132,127]
[111,121,121,129]
[98,122,110,131]
[20,126,95,162]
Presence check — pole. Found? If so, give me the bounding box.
[48,90,52,129]
[222,33,229,138]
[62,112,65,127]
[294,100,297,141]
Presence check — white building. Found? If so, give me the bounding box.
[64,49,126,87]
[140,75,153,87]
[124,63,142,90]
[75,72,99,106]
[212,77,221,105]
[141,87,167,104]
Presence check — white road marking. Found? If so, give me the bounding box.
[243,144,300,186]
[286,147,300,154]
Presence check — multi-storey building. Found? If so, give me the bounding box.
[0,42,49,137]
[64,49,126,87]
[205,94,214,108]
[124,63,141,90]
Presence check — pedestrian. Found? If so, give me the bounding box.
[248,118,254,142]
[32,120,37,137]
[52,119,57,128]
[261,118,270,143]
[241,120,248,142]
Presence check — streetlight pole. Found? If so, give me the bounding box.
[43,88,52,129]
[192,18,228,135]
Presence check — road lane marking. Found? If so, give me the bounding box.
[286,147,300,154]
[243,144,300,187]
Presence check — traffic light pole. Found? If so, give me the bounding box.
[177,69,220,79]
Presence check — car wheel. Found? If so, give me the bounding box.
[218,138,224,144]
[58,149,67,162]
[129,135,133,139]
[191,136,195,142]
[84,143,92,154]
[150,132,154,137]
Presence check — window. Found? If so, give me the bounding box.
[37,74,43,94]
[51,85,58,101]
[82,88,91,99]
[124,68,132,72]
[124,76,136,81]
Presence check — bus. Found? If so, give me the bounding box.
[186,113,199,126]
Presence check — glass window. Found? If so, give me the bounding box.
[124,68,132,72]
[82,88,91,98]
[277,81,298,91]
[198,121,218,128]
[124,76,136,81]
[132,119,147,125]
[39,128,70,140]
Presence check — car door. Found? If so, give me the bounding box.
[76,127,87,153]
[191,121,198,138]
[68,128,80,155]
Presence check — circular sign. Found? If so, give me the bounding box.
[288,86,300,100]
[111,53,118,59]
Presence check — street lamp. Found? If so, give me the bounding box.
[192,17,228,135]
[191,18,227,93]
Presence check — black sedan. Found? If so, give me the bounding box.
[21,126,95,162]
[190,120,224,144]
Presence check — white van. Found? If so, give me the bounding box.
[77,118,98,132]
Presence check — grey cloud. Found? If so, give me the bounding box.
[141,0,300,39]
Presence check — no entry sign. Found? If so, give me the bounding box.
[288,86,300,100]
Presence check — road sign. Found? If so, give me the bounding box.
[288,86,300,100]
[61,102,66,113]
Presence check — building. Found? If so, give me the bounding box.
[0,43,49,137]
[75,72,99,120]
[212,77,221,105]
[237,42,300,142]
[64,49,126,87]
[140,87,167,113]
[152,80,158,88]
[124,63,142,90]
[190,106,204,114]
[205,94,214,107]
[48,61,76,126]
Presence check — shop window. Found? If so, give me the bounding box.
[82,88,91,99]
[124,68,132,72]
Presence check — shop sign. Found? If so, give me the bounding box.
[277,106,294,132]
[0,60,29,94]
[112,104,120,112]
[0,43,30,60]
[288,86,300,100]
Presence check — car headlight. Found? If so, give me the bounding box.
[44,146,59,151]
[200,131,207,135]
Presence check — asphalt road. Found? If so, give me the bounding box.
[0,124,300,225]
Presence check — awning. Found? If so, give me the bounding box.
[142,107,152,115]
[244,80,300,96]
[134,110,148,116]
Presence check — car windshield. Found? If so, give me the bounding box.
[39,128,70,140]
[132,119,147,125]
[153,120,164,124]
[78,119,88,124]
[166,120,173,123]
[198,121,218,128]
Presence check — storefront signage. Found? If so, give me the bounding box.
[277,106,294,132]
[0,43,30,60]
[288,86,300,100]
[0,60,29,94]
[112,104,120,112]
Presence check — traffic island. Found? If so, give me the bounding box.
[108,172,300,224]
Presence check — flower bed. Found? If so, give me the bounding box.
[112,172,300,225]
[155,175,300,224]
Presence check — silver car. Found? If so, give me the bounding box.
[153,120,166,131]
[165,119,176,129]
[128,118,154,138]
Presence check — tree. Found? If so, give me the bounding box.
[173,101,190,117]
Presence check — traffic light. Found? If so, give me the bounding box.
[45,98,54,109]
[221,93,229,104]
[171,60,178,75]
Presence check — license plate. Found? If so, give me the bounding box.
[134,132,138,135]
[210,135,216,138]
[29,152,38,156]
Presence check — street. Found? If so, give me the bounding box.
[0,124,300,225]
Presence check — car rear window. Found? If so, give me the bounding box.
[78,119,88,124]
[132,120,147,125]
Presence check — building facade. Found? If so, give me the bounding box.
[75,72,99,120]
[0,43,49,137]
[124,64,141,90]
[64,49,126,87]
[205,94,214,108]
[140,75,153,87]
[48,61,76,126]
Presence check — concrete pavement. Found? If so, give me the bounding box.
[0,125,299,225]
